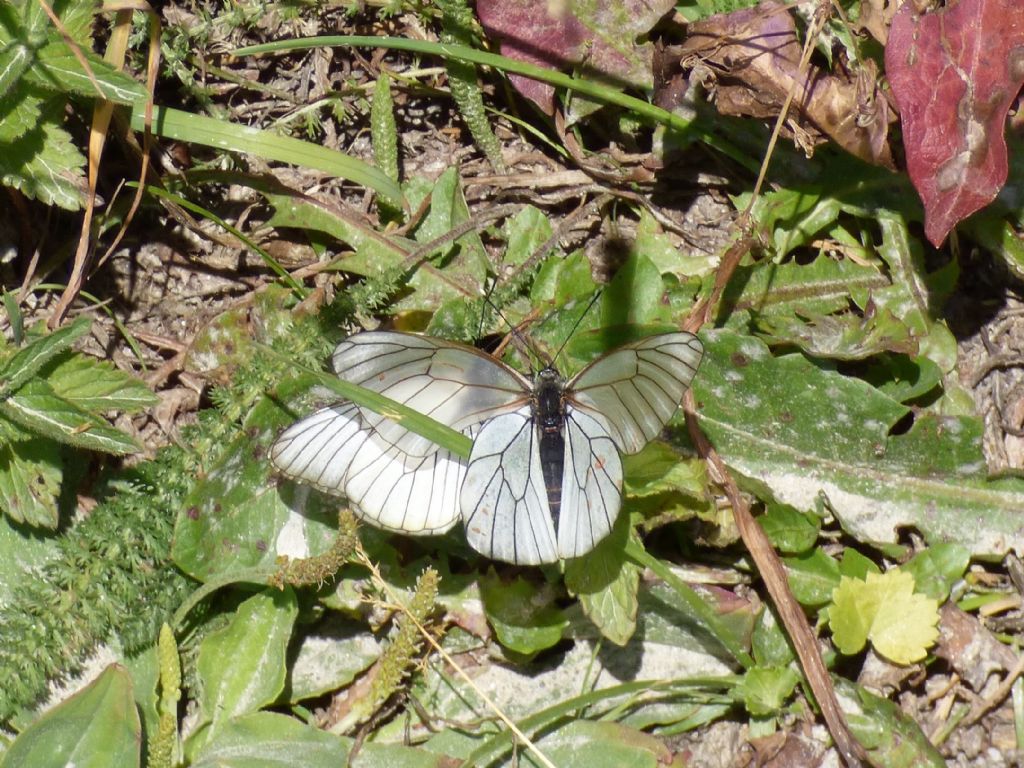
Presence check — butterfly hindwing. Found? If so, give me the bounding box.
[568,333,703,453]
[557,407,622,560]
[461,408,559,565]
[271,403,469,533]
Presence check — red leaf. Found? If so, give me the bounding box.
[476,0,673,114]
[885,0,1024,246]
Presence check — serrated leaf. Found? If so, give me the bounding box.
[0,438,62,528]
[0,315,91,395]
[0,98,87,210]
[196,589,298,738]
[1,664,141,768]
[693,329,1024,557]
[0,379,139,454]
[565,515,639,646]
[829,571,939,664]
[43,352,157,412]
[27,40,147,103]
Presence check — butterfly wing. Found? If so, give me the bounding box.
[556,407,622,559]
[461,408,558,565]
[567,333,703,454]
[271,331,529,534]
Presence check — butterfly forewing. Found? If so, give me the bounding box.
[568,333,703,453]
[333,332,530,458]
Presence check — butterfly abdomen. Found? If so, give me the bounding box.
[534,369,566,529]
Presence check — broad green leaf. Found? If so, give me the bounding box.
[530,720,670,768]
[635,209,716,277]
[503,205,552,267]
[479,574,568,656]
[600,253,663,328]
[751,607,795,667]
[0,665,140,768]
[43,353,157,412]
[0,438,62,527]
[901,543,970,602]
[757,503,819,555]
[838,548,881,580]
[622,442,706,499]
[735,666,799,717]
[565,515,640,646]
[287,618,381,702]
[829,571,939,664]
[782,549,840,607]
[0,315,91,396]
[694,329,1024,556]
[863,354,943,403]
[188,712,349,767]
[839,680,946,766]
[172,393,338,581]
[717,254,886,328]
[196,589,298,736]
[757,306,916,360]
[398,167,489,311]
[1,379,139,454]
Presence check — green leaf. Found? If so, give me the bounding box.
[188,712,349,767]
[288,618,381,702]
[694,329,1024,557]
[829,571,939,664]
[503,205,552,267]
[0,315,91,396]
[782,549,840,607]
[28,41,148,103]
[195,589,298,737]
[131,105,404,211]
[532,720,670,768]
[1,665,141,768]
[900,543,970,603]
[479,574,568,656]
[735,666,800,717]
[172,394,339,581]
[0,438,62,528]
[838,548,881,580]
[751,607,795,667]
[757,503,819,555]
[43,353,157,412]
[0,379,139,454]
[840,679,946,766]
[565,515,640,646]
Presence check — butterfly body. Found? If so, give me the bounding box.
[271,330,702,565]
[533,367,567,528]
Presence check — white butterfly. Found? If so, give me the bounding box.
[270,330,703,565]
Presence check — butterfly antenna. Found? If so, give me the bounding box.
[477,282,549,372]
[549,289,602,368]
